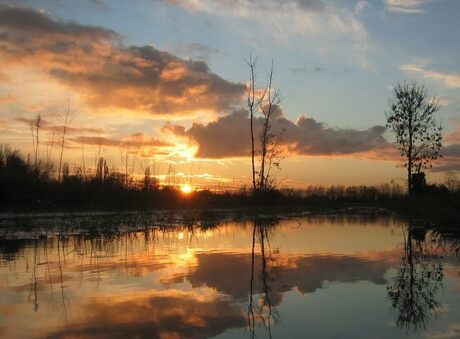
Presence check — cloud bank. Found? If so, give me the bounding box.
[164,109,390,158]
[0,5,244,116]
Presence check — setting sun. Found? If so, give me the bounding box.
[181,184,193,194]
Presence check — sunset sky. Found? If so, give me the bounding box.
[0,0,459,188]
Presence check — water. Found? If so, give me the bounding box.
[0,214,459,338]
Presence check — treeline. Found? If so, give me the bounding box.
[1,145,458,212]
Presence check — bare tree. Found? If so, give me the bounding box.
[58,97,75,182]
[444,172,458,192]
[258,61,282,191]
[30,114,42,167]
[245,54,265,191]
[386,81,442,195]
[246,56,283,192]
[45,126,56,170]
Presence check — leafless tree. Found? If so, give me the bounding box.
[81,138,86,180]
[386,81,442,195]
[246,56,284,192]
[58,97,75,182]
[258,61,282,191]
[45,126,56,170]
[246,54,265,191]
[30,114,42,167]
[444,172,458,192]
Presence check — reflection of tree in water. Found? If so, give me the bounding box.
[247,219,281,338]
[387,225,443,332]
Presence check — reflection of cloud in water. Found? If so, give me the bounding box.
[165,251,395,302]
[429,322,460,339]
[11,255,172,293]
[46,290,245,339]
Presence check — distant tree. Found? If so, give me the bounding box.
[386,81,442,195]
[444,172,458,192]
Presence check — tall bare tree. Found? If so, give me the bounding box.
[58,97,75,182]
[45,126,56,170]
[246,54,264,191]
[30,114,42,167]
[386,81,442,195]
[246,56,283,192]
[258,61,282,191]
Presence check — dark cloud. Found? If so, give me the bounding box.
[164,109,390,158]
[432,144,460,172]
[0,0,111,11]
[0,5,244,116]
[442,144,460,158]
[70,134,172,149]
[290,66,324,74]
[0,5,116,38]
[14,117,104,134]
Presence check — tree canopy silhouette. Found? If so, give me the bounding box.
[386,81,442,195]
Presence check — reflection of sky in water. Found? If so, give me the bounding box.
[0,216,459,338]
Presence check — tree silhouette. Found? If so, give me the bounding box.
[386,81,442,195]
[245,56,284,192]
[387,225,443,332]
[58,97,75,182]
[30,114,42,168]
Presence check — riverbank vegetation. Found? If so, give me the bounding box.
[1,144,458,227]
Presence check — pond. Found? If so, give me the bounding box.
[0,213,459,338]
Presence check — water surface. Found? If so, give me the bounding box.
[0,214,459,338]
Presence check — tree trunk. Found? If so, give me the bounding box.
[408,160,412,195]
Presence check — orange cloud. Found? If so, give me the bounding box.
[0,5,245,116]
[0,94,15,105]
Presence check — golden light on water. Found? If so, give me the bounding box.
[181,184,193,194]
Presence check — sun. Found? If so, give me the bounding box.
[181,184,193,194]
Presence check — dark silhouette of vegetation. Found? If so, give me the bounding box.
[387,224,443,332]
[386,81,442,195]
[0,144,458,229]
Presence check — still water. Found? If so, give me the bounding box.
[0,213,459,338]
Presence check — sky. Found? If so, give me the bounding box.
[0,0,459,188]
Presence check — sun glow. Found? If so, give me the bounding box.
[181,184,193,194]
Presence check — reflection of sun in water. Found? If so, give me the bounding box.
[181,184,193,194]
